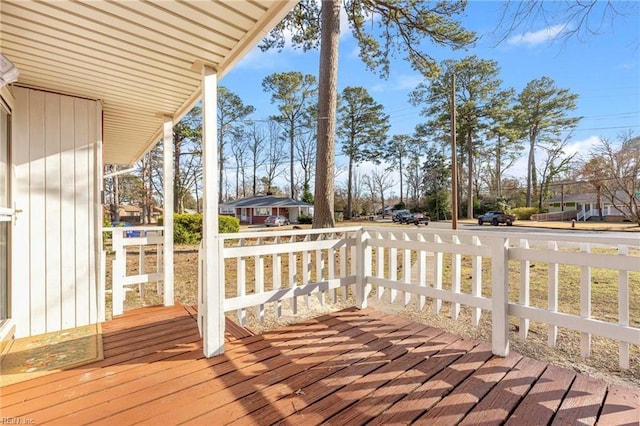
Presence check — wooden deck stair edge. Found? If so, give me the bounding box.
[182,304,254,341]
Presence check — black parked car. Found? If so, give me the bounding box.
[477,211,516,226]
[392,210,411,223]
[408,213,430,225]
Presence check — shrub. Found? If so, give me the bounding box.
[219,215,240,233]
[298,213,313,224]
[511,207,539,220]
[159,213,239,244]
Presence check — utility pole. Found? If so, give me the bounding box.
[451,73,458,230]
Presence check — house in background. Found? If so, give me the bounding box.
[0,0,296,358]
[117,205,143,224]
[546,190,637,222]
[220,195,313,225]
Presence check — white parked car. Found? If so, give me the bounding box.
[264,215,290,227]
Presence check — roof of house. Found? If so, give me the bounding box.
[1,1,296,166]
[120,205,142,213]
[546,190,636,204]
[546,192,599,204]
[220,196,313,209]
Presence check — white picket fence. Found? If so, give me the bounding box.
[199,226,640,369]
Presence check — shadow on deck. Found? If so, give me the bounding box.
[1,305,638,425]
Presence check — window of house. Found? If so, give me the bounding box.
[220,207,235,215]
[254,208,271,216]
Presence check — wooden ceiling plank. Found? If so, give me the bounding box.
[5,49,195,101]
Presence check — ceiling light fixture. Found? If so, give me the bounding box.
[0,54,19,87]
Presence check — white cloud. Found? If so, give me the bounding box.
[507,23,569,47]
[393,74,424,91]
[235,41,305,71]
[564,135,601,158]
[616,62,637,70]
[367,74,423,94]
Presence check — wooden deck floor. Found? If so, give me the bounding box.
[1,305,638,425]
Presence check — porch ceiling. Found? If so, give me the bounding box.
[0,0,296,165]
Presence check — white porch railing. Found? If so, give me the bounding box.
[578,206,630,221]
[578,208,597,221]
[103,226,165,317]
[199,226,640,369]
[530,210,577,222]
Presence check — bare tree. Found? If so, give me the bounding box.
[295,130,316,195]
[364,167,395,219]
[218,87,255,202]
[246,122,267,196]
[589,133,640,225]
[230,129,248,199]
[262,120,287,195]
[580,156,607,220]
[536,137,577,210]
[495,1,639,44]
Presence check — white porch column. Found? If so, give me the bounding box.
[163,116,175,306]
[202,65,224,357]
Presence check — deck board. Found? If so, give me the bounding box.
[1,305,637,425]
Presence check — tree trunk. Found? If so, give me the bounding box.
[526,135,535,207]
[313,0,340,229]
[218,138,224,203]
[466,131,473,219]
[596,185,603,220]
[399,155,404,205]
[252,163,257,195]
[496,135,502,197]
[346,155,353,219]
[290,123,295,199]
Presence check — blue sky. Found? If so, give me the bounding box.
[220,1,639,188]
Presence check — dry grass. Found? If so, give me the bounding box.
[105,235,639,390]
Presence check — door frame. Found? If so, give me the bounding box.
[0,86,15,349]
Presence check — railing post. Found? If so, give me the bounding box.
[99,249,106,322]
[548,241,559,348]
[618,244,630,369]
[111,229,125,317]
[355,228,369,309]
[491,236,510,357]
[451,235,462,320]
[471,236,482,326]
[433,234,443,315]
[519,239,530,340]
[580,243,592,358]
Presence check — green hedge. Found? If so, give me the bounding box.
[511,207,539,220]
[298,213,313,224]
[159,213,239,244]
[219,215,240,233]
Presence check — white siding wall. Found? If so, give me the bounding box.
[12,87,102,338]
